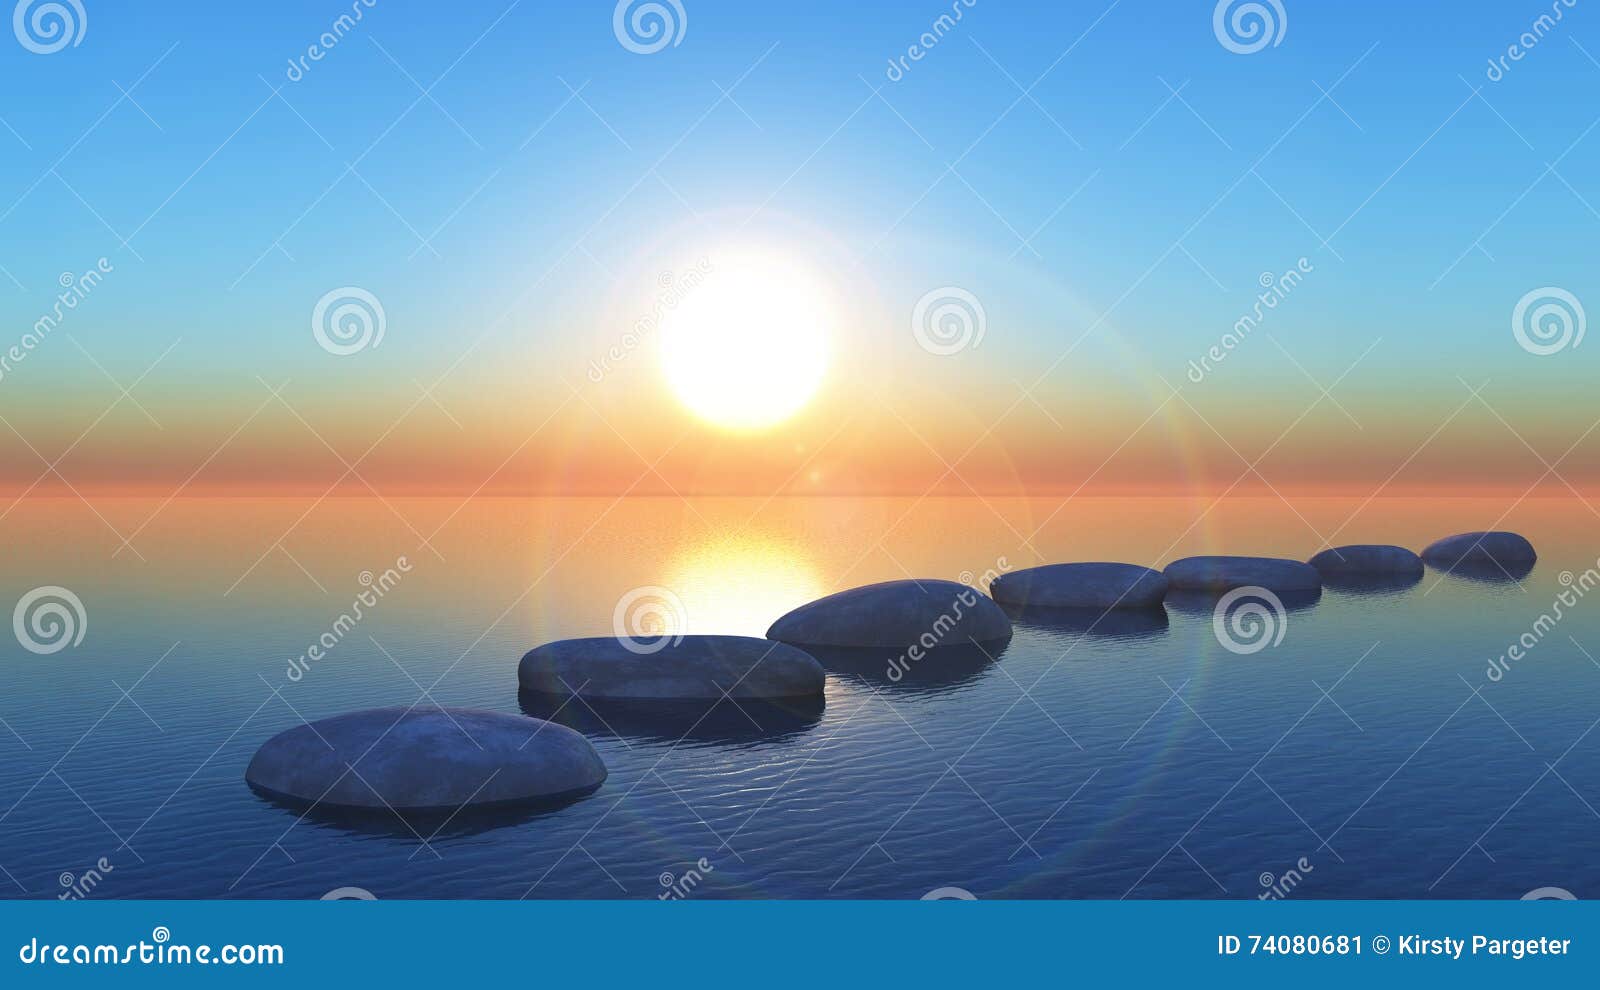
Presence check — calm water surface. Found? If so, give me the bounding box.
[1,496,1597,899]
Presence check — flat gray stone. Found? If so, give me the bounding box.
[1422,531,1536,569]
[767,579,1012,649]
[1308,545,1424,577]
[1164,556,1322,593]
[990,562,1168,610]
[519,635,824,700]
[245,708,606,812]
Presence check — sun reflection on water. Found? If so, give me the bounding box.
[665,530,824,639]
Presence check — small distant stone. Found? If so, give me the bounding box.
[519,635,824,700]
[1422,531,1537,570]
[767,579,1012,649]
[1308,545,1424,577]
[990,562,1168,610]
[245,708,606,813]
[1164,556,1322,593]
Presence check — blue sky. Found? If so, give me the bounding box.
[0,0,1596,491]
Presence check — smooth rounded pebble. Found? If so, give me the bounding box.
[519,635,824,700]
[767,579,1012,649]
[1422,531,1537,569]
[245,708,606,812]
[1308,545,1424,577]
[990,562,1168,610]
[1164,556,1323,593]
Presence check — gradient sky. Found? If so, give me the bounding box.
[1,0,1597,496]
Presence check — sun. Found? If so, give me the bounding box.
[658,251,832,431]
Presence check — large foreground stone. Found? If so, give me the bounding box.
[767,579,1012,649]
[1308,545,1424,577]
[991,562,1167,610]
[1164,556,1322,593]
[1422,531,1537,570]
[519,635,824,700]
[245,708,606,812]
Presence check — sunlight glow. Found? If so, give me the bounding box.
[659,251,832,431]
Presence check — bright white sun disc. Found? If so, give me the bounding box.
[658,253,831,431]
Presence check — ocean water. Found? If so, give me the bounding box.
[0,495,1596,900]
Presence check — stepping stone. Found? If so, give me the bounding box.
[1308,545,1424,577]
[990,562,1168,610]
[245,707,606,813]
[1164,556,1322,593]
[1422,531,1536,570]
[766,579,1012,649]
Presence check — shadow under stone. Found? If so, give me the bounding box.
[1426,559,1535,585]
[517,690,824,745]
[1163,587,1322,616]
[247,782,587,839]
[1321,571,1425,595]
[798,641,1004,695]
[1001,602,1170,640]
